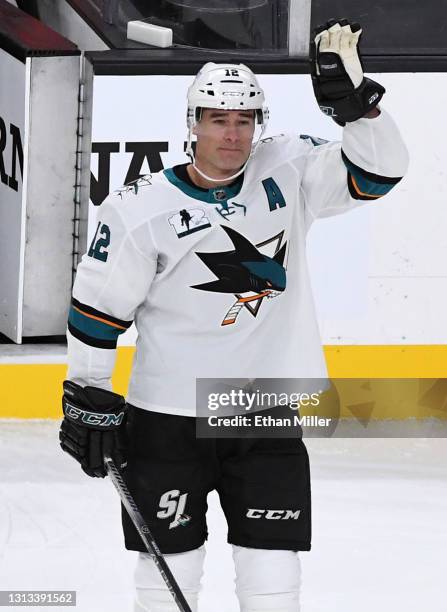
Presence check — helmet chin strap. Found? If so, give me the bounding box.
[192,159,249,183]
[186,124,266,184]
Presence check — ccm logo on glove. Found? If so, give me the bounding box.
[64,402,125,427]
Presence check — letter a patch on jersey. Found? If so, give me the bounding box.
[191,225,287,327]
[262,177,286,211]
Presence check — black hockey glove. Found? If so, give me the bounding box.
[60,380,128,478]
[310,19,385,125]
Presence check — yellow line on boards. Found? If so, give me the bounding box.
[0,346,446,419]
[324,345,447,378]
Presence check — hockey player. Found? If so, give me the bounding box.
[60,20,409,612]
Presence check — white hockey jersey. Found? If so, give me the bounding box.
[67,109,408,416]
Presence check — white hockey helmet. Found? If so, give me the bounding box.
[187,61,269,128]
[186,62,269,182]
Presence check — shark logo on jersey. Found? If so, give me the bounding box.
[191,225,287,326]
[168,208,211,238]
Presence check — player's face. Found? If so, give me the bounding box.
[194,109,255,177]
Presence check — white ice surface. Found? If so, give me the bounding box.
[0,421,446,612]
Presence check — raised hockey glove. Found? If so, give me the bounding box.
[60,380,128,478]
[310,19,385,124]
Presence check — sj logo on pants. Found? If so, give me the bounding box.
[157,489,191,529]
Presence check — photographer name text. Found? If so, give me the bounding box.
[208,414,331,428]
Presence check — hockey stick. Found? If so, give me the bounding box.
[104,456,192,612]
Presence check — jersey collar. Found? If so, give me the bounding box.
[163,167,243,205]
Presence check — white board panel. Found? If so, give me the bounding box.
[0,51,28,342]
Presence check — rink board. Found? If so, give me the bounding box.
[1,345,447,419]
[2,73,446,418]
